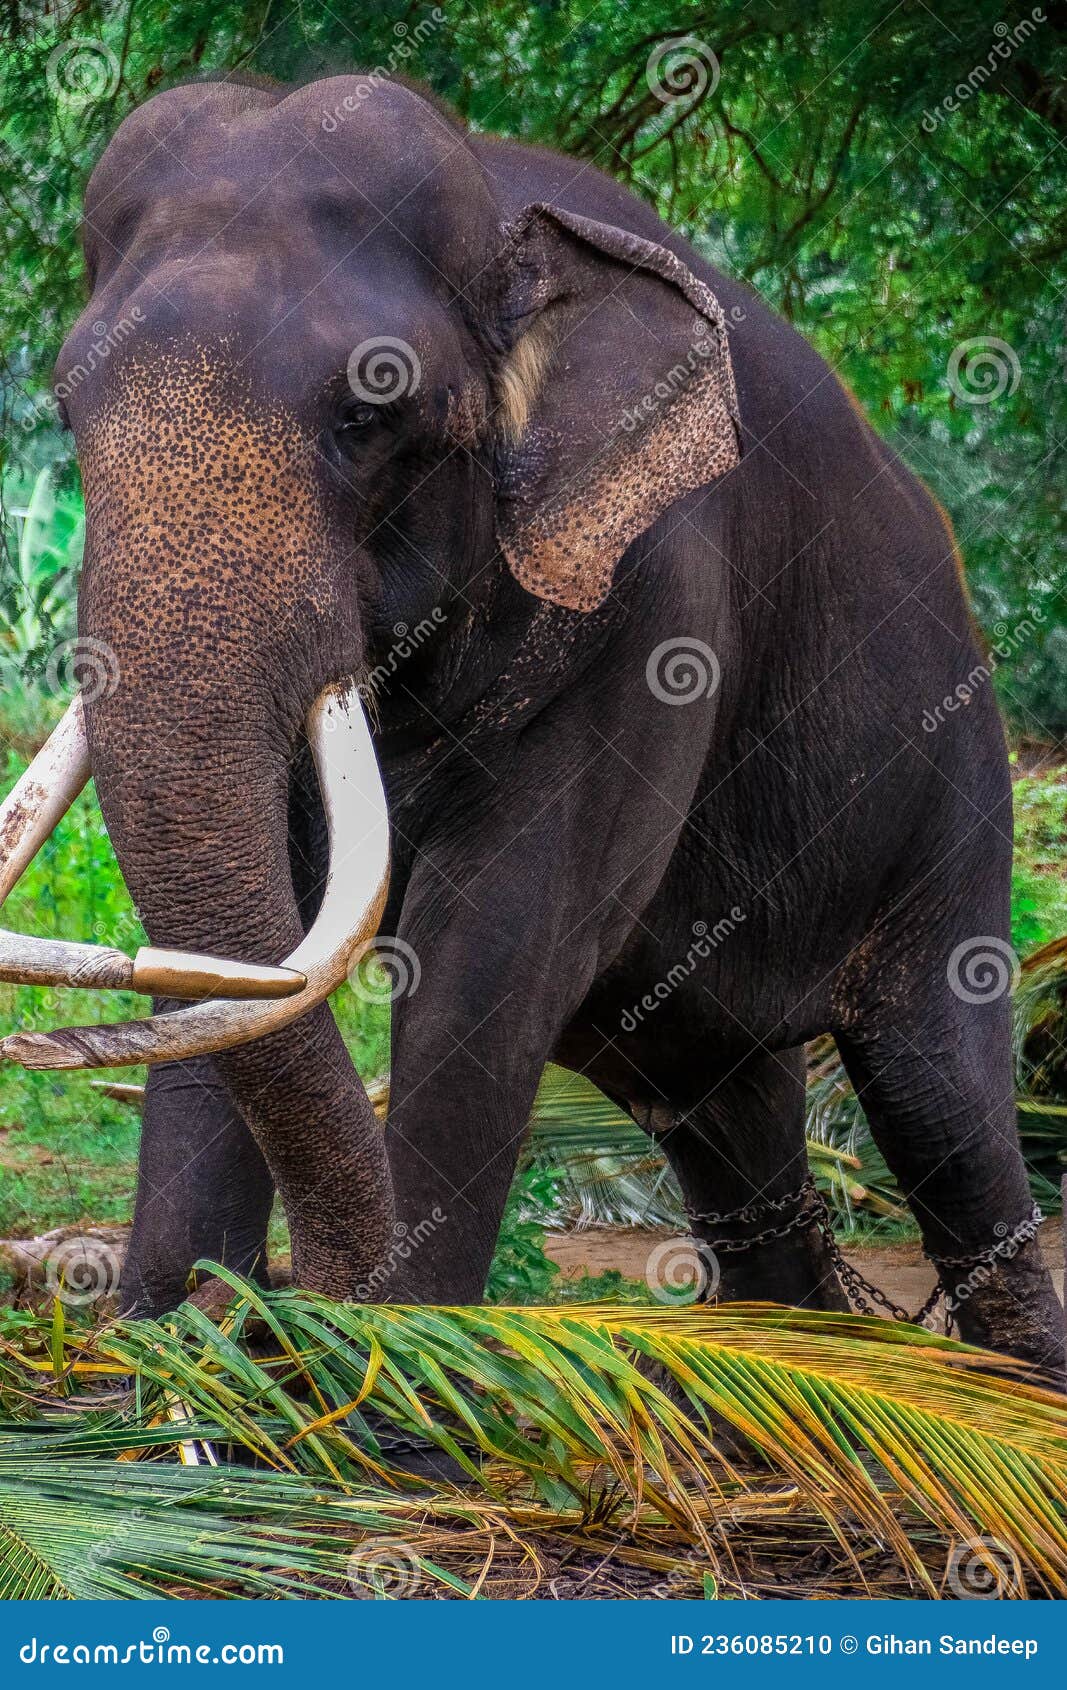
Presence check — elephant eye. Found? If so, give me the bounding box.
[337,402,378,437]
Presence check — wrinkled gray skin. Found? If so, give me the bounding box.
[51,74,1064,1377]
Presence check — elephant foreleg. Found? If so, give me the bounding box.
[120,1043,274,1316]
[381,843,595,1303]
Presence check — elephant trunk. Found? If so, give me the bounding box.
[78,666,395,1295]
[0,355,398,1296]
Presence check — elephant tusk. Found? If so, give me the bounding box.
[0,691,92,904]
[0,693,306,1005]
[0,682,389,1070]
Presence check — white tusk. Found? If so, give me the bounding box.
[0,694,305,1003]
[0,683,389,1070]
[0,693,91,905]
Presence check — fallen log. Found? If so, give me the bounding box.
[0,1224,129,1296]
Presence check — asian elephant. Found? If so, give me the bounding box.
[1,73,1062,1373]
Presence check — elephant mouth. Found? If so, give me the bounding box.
[0,683,390,1072]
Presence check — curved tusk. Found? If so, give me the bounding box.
[0,692,92,904]
[1,683,389,1070]
[0,695,305,1003]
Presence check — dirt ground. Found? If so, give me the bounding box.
[544,1219,1067,1321]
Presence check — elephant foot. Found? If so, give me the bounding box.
[120,1238,272,1320]
[936,1234,1065,1384]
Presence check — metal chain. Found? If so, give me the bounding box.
[689,1175,817,1230]
[691,1176,947,1329]
[701,1199,826,1254]
[925,1204,1043,1269]
[691,1180,1038,1334]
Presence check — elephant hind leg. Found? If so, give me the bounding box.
[637,1047,848,1312]
[833,968,1065,1378]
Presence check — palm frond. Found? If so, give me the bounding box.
[2,1272,1065,1598]
[0,1453,486,1599]
[523,1066,881,1231]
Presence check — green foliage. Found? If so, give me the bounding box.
[554,1268,655,1305]
[1011,766,1067,955]
[485,1164,561,1303]
[1,466,80,666]
[0,756,144,1238]
[0,458,83,752]
[2,1,1066,724]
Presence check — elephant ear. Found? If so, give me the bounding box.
[493,203,741,613]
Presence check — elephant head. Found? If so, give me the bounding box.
[0,76,739,1294]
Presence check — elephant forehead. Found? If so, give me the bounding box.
[87,77,495,291]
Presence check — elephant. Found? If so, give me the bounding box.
[0,72,1062,1375]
